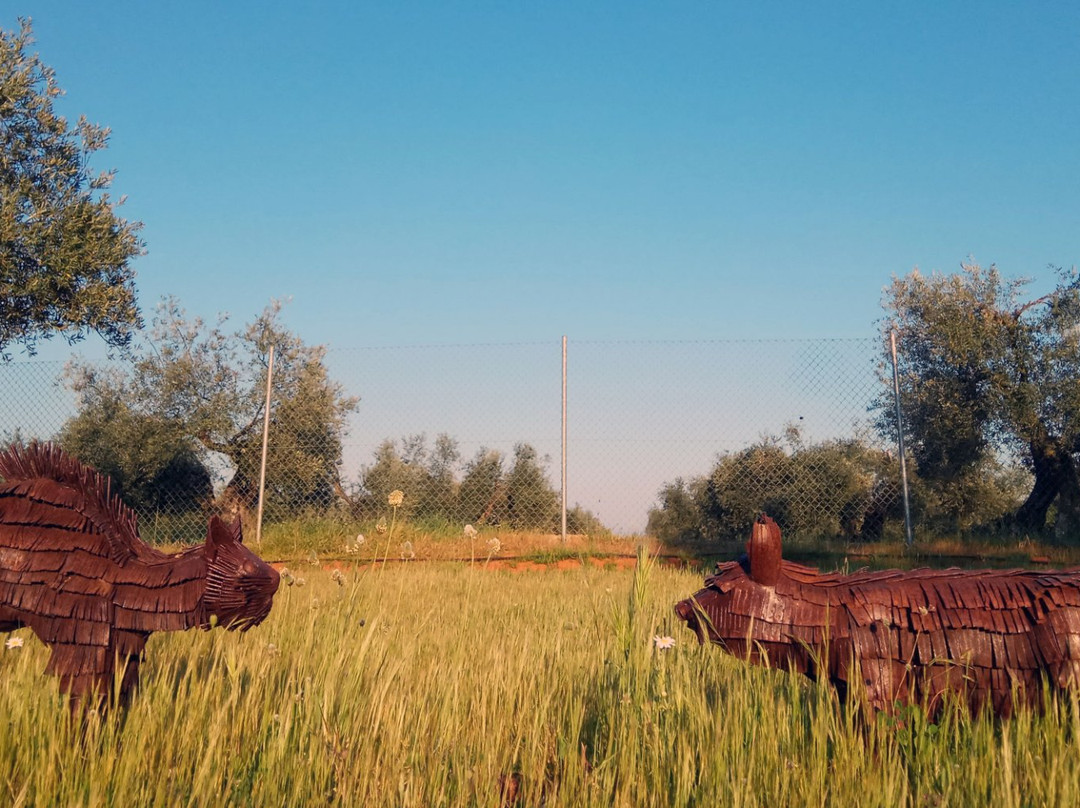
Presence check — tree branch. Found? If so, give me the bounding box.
[1012,293,1057,319]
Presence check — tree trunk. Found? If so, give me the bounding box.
[858,479,898,542]
[216,448,259,521]
[1014,438,1075,533]
[1054,457,1080,542]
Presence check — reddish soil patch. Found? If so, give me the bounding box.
[485,556,641,573]
[283,554,698,574]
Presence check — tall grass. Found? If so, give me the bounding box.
[252,517,640,565]
[1,560,1080,806]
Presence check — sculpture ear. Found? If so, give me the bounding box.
[205,515,239,559]
[746,514,782,586]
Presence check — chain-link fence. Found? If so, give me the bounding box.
[0,338,903,543]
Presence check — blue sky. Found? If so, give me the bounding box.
[9,2,1080,352]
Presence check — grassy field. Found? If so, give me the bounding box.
[2,554,1080,806]
[252,515,647,565]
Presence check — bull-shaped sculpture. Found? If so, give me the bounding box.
[676,514,1080,716]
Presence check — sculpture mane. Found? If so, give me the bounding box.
[0,442,141,563]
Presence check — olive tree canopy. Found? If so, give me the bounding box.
[63,299,359,518]
[881,262,1080,536]
[0,18,142,359]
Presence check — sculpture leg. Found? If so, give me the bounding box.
[115,655,141,709]
[850,625,902,712]
[0,604,24,632]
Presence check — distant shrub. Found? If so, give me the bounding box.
[347,433,604,533]
[648,430,1029,547]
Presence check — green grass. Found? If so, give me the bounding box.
[202,515,642,566]
[518,547,590,565]
[3,559,1080,806]
[148,509,1080,573]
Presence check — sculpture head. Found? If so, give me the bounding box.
[675,513,784,645]
[202,516,280,630]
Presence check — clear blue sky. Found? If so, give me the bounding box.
[9,2,1080,351]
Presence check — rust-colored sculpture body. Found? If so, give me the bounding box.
[0,443,279,706]
[676,515,1080,716]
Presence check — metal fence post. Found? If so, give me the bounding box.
[890,331,914,547]
[255,344,275,547]
[561,335,568,543]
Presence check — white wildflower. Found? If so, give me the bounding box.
[375,518,388,535]
[486,537,501,556]
[400,540,415,560]
[388,490,404,507]
[653,635,676,651]
[5,637,23,650]
[463,524,478,539]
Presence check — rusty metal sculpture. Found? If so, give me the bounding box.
[676,514,1080,716]
[0,443,279,706]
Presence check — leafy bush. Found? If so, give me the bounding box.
[349,434,603,533]
[58,383,210,515]
[648,429,1030,547]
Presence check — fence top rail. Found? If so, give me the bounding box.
[566,336,880,347]
[320,336,881,351]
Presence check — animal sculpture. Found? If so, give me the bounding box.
[0,442,279,706]
[676,514,1080,716]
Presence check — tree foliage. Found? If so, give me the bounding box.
[648,430,903,545]
[880,262,1080,536]
[354,435,591,533]
[505,443,559,529]
[357,434,463,520]
[62,298,357,517]
[458,447,508,524]
[0,19,142,358]
[58,374,210,514]
[646,427,1027,547]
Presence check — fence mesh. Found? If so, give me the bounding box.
[0,338,902,543]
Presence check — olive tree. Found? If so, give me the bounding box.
[648,425,908,545]
[1,19,142,358]
[880,262,1080,536]
[355,433,461,519]
[64,298,358,517]
[58,373,210,515]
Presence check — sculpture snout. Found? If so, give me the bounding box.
[674,599,694,622]
[675,597,707,644]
